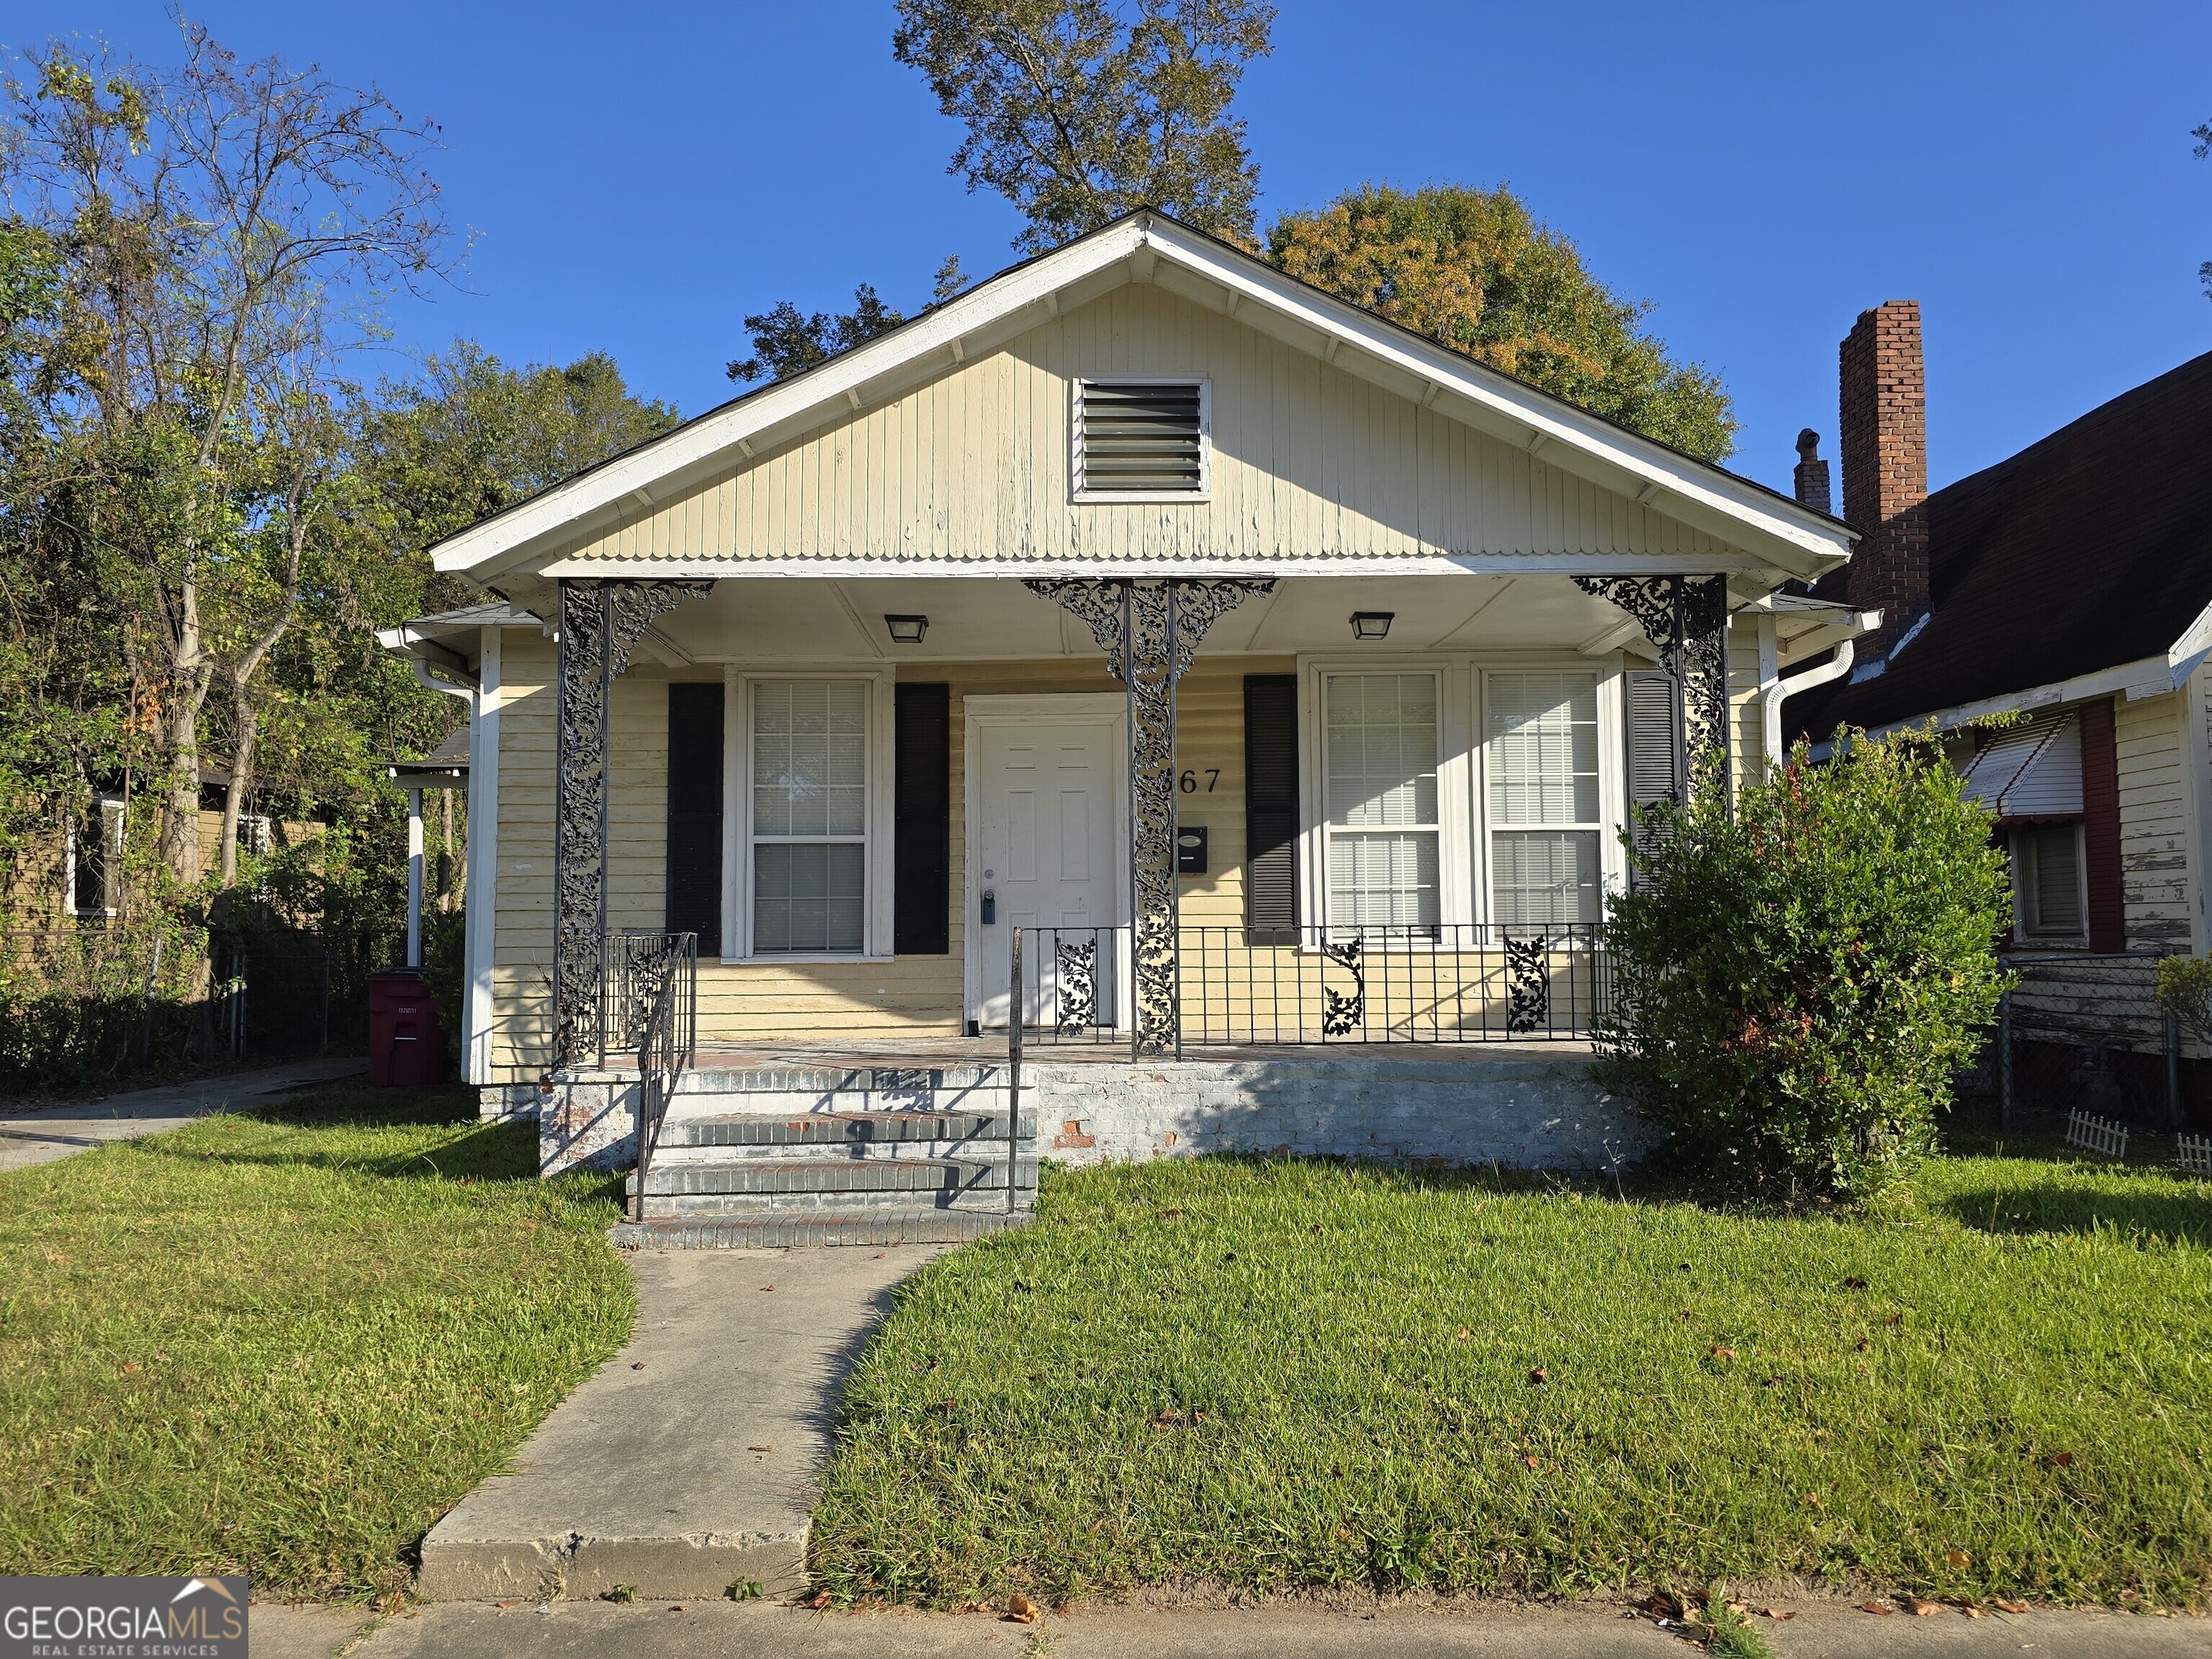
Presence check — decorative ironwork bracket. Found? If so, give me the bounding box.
[1025,577,1275,1056]
[1573,574,1732,801]
[553,577,713,1071]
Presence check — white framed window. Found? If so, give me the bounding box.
[66,799,123,918]
[1069,378,1210,501]
[2011,821,2085,941]
[1485,670,1602,928]
[732,671,896,960]
[1321,671,1442,936]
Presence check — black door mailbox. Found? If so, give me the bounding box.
[1177,825,1208,874]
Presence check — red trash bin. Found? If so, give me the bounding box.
[369,970,446,1087]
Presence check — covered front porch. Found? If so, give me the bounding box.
[440,562,1817,1228]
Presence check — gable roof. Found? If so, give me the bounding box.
[1791,348,2212,739]
[429,210,1855,585]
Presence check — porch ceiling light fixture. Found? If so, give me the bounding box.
[884,614,929,644]
[1350,611,1395,640]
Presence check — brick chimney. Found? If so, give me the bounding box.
[1838,300,1929,662]
[1792,428,1831,515]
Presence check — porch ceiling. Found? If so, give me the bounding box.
[641,573,1659,665]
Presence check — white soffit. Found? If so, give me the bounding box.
[1960,713,2083,818]
[430,213,1856,584]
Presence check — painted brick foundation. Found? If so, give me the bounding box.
[495,1051,1655,1179]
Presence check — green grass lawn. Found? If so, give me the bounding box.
[0,1087,634,1601]
[812,1128,2212,1610]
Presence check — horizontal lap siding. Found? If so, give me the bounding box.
[2116,693,2191,951]
[1728,617,1764,788]
[562,283,1747,568]
[696,657,1290,1046]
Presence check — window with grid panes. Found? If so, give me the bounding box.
[1486,671,1601,927]
[1322,673,1441,935]
[751,680,868,953]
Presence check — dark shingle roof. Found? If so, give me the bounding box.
[1791,348,2212,740]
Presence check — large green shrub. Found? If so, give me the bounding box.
[1596,728,2012,1199]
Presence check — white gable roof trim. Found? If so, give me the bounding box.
[431,213,1856,584]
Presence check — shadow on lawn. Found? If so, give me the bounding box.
[137,1086,549,1184]
[1935,1174,2212,1247]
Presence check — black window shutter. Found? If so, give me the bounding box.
[1244,674,1300,943]
[894,683,951,956]
[665,683,724,954]
[1624,669,1683,811]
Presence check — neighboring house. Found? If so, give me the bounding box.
[1789,305,2212,1110]
[5,768,312,926]
[383,212,1870,1236]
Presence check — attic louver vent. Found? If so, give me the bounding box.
[1073,380,1208,497]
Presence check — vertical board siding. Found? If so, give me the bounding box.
[565,283,1747,569]
[2116,692,2192,950]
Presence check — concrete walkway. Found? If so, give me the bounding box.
[417,1244,945,1603]
[0,1056,367,1172]
[251,1597,2207,1658]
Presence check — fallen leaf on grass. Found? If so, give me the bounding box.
[2048,1451,2075,1467]
[1946,1549,1972,1569]
[1527,1367,1548,1384]
[1861,1601,1894,1616]
[1961,1605,1987,1618]
[1843,1275,1868,1289]
[1004,1593,1041,1624]
[1994,1599,2030,1614]
[1902,1596,1943,1616]
[1855,1337,1871,1352]
[1157,1208,1183,1220]
[1524,1455,1540,1470]
[1709,1344,1736,1362]
[1644,1592,1683,1619]
[1456,1328,1472,1341]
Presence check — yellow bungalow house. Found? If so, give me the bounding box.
[387,212,1869,1244]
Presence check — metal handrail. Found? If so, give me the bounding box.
[613,931,696,1223]
[1006,922,1609,1051]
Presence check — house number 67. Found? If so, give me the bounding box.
[1178,770,1220,793]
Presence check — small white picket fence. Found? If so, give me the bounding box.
[2064,1109,2128,1160]
[2176,1133,2212,1178]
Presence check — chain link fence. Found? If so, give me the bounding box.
[1966,950,2198,1132]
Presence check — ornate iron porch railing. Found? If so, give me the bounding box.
[603,930,696,1223]
[1005,923,1608,1056]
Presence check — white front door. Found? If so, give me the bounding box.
[973,718,1121,1030]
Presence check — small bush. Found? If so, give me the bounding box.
[1596,727,2011,1200]
[2156,953,2212,1046]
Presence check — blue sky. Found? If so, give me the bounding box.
[14,1,2211,494]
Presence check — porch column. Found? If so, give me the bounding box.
[1024,577,1275,1058]
[1573,575,1732,804]
[552,577,712,1071]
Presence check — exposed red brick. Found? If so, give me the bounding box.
[1840,301,1929,660]
[2080,698,2123,952]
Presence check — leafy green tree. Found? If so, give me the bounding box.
[894,0,1273,253]
[1,22,452,886]
[1267,184,1737,460]
[1597,729,2012,1201]
[725,286,907,385]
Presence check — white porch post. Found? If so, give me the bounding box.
[406,788,424,968]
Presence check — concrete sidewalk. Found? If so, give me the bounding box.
[0,1056,367,1172]
[416,1244,945,1603]
[251,1597,2206,1659]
